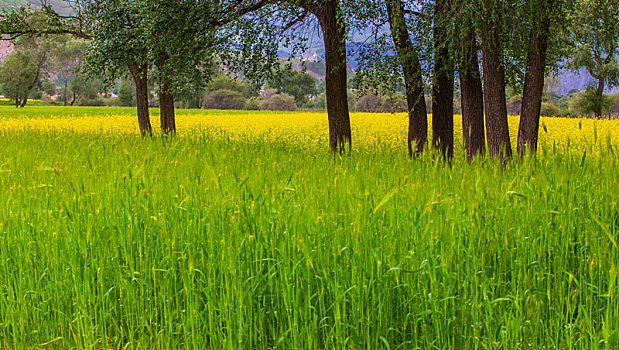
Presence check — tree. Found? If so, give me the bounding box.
[384,0,428,157]
[517,0,567,155]
[142,0,221,134]
[84,0,153,136]
[50,37,86,106]
[11,15,55,107]
[570,86,614,116]
[568,0,619,119]
[455,1,485,161]
[117,79,135,107]
[269,64,317,106]
[431,0,455,161]
[297,0,352,153]
[477,0,513,160]
[0,51,37,107]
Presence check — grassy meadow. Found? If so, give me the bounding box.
[0,106,618,348]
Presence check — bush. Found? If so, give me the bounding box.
[540,102,560,117]
[305,93,326,111]
[260,93,297,111]
[244,97,261,111]
[203,89,247,110]
[380,94,407,113]
[209,75,248,96]
[355,93,382,112]
[78,96,106,107]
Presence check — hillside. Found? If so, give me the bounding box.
[0,0,30,7]
[0,0,73,14]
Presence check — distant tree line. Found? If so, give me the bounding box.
[0,0,617,159]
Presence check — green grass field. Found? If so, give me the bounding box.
[0,106,618,348]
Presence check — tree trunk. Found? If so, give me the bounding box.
[15,95,20,108]
[458,25,485,160]
[385,0,428,157]
[70,90,77,106]
[64,78,68,107]
[311,0,352,154]
[432,0,454,161]
[517,0,554,155]
[157,54,177,135]
[159,86,176,134]
[480,0,512,160]
[595,78,605,118]
[19,95,28,108]
[129,64,153,137]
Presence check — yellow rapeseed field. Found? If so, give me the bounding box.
[0,108,616,154]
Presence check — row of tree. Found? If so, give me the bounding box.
[1,0,618,160]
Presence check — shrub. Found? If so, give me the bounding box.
[244,97,261,111]
[355,93,382,113]
[380,94,407,113]
[540,102,560,117]
[203,89,247,110]
[260,93,297,111]
[78,96,106,107]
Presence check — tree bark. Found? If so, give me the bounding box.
[70,90,77,106]
[157,53,177,135]
[595,78,605,118]
[432,0,454,161]
[159,88,176,134]
[385,0,428,157]
[129,63,153,137]
[480,0,512,160]
[458,25,485,160]
[517,0,554,155]
[19,95,28,108]
[310,0,352,154]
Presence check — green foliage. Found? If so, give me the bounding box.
[117,80,134,107]
[268,65,318,105]
[355,92,382,112]
[83,0,149,83]
[0,120,617,347]
[208,75,249,96]
[305,92,326,111]
[72,76,104,106]
[570,86,614,116]
[540,101,560,117]
[50,37,86,83]
[0,51,37,102]
[41,80,57,96]
[569,0,619,90]
[203,89,247,110]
